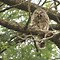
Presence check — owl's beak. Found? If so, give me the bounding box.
[37,14,42,17]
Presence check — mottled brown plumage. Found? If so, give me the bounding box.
[30,8,49,31]
[30,8,49,48]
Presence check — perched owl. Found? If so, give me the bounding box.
[30,8,49,31]
[29,8,50,48]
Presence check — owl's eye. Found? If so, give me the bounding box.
[37,14,43,19]
[38,14,43,18]
[40,14,42,17]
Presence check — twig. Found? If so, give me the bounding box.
[41,0,46,6]
[37,32,58,44]
[56,0,60,4]
[31,36,39,52]
[33,39,39,52]
[37,0,41,5]
[0,48,7,54]
[24,0,31,30]
[53,0,57,10]
[49,2,60,10]
[8,35,17,45]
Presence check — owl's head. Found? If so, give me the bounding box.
[33,8,49,20]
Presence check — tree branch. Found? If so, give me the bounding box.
[0,19,45,35]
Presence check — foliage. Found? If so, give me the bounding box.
[0,1,59,60]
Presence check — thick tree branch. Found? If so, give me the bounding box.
[0,19,45,35]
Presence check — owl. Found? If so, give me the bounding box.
[30,8,49,31]
[29,8,50,48]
